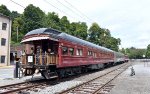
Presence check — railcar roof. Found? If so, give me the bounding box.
[25,28,114,52]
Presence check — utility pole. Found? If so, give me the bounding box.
[17,26,18,42]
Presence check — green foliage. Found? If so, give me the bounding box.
[88,23,101,45]
[146,44,150,58]
[2,4,121,52]
[22,4,45,34]
[10,11,20,20]
[11,17,24,43]
[44,12,60,30]
[104,37,119,51]
[75,22,88,40]
[60,16,70,33]
[88,23,120,51]
[121,47,146,59]
[0,4,11,16]
[69,22,88,40]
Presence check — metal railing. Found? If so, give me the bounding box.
[21,54,58,65]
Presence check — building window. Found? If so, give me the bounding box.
[76,49,83,56]
[69,48,74,56]
[2,23,7,30]
[1,38,6,46]
[1,55,5,63]
[62,46,68,55]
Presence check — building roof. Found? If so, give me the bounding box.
[24,28,114,52]
[0,13,11,20]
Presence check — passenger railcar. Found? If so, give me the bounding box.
[20,28,127,79]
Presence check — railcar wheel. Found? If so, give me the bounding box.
[41,70,58,79]
[41,71,47,79]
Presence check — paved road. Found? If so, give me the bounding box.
[109,62,150,94]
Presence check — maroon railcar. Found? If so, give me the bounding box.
[20,28,122,79]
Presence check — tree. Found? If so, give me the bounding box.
[75,22,88,40]
[60,16,70,33]
[120,48,126,54]
[99,28,111,47]
[105,37,119,51]
[11,17,24,43]
[146,44,150,58]
[69,22,88,40]
[88,23,120,51]
[11,11,20,20]
[44,12,60,30]
[88,23,101,45]
[22,4,45,34]
[69,22,76,35]
[126,47,146,59]
[0,4,11,16]
[1,4,122,49]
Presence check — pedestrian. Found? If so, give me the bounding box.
[130,67,135,76]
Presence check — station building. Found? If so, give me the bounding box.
[0,13,12,66]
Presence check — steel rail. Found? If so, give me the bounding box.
[0,79,47,94]
[59,63,130,94]
[93,65,129,94]
[0,83,46,94]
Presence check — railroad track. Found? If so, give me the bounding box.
[0,63,130,94]
[58,63,130,94]
[0,79,51,94]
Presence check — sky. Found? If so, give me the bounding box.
[0,0,150,49]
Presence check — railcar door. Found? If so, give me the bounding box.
[34,40,59,66]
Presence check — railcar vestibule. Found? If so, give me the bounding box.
[22,39,59,66]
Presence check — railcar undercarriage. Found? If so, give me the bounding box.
[21,62,120,79]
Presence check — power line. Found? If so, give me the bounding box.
[10,0,91,24]
[55,0,88,22]
[43,0,76,20]
[63,0,94,23]
[10,0,25,8]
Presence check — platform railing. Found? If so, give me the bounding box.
[21,54,58,65]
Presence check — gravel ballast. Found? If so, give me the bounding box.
[31,63,129,94]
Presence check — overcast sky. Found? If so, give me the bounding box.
[1,0,150,49]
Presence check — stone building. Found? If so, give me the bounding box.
[0,13,11,66]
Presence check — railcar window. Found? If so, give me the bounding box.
[93,52,97,57]
[80,49,83,56]
[76,49,83,56]
[93,52,95,57]
[62,47,68,55]
[88,51,90,56]
[88,51,93,56]
[69,48,74,56]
